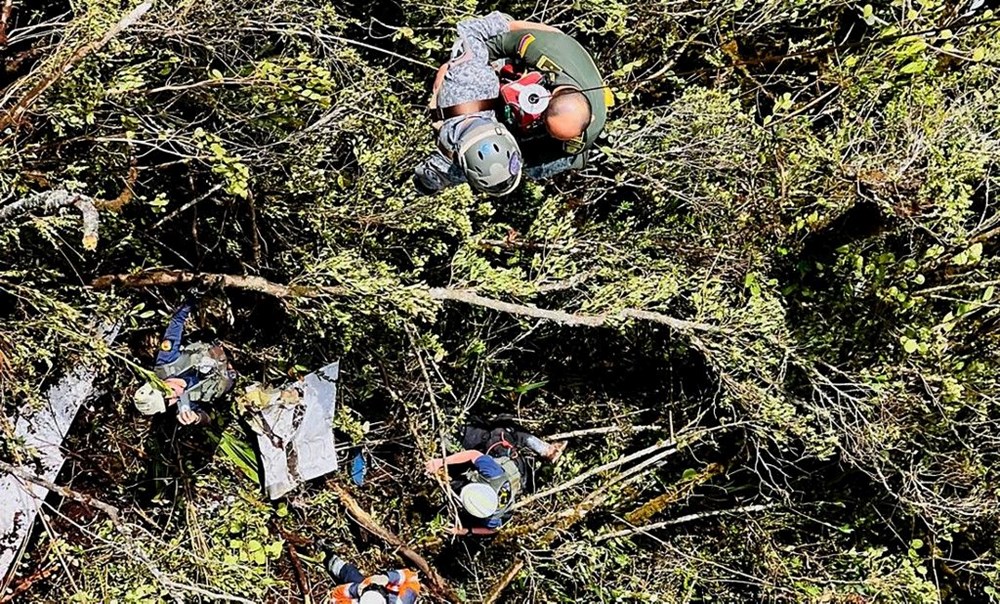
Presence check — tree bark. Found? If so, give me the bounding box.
[89,269,719,336]
[328,482,462,604]
[482,559,524,604]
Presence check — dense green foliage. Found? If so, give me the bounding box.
[2,0,1000,602]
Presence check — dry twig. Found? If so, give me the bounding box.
[482,559,525,604]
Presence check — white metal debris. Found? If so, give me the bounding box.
[0,324,119,585]
[248,362,340,499]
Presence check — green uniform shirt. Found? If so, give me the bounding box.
[487,28,611,169]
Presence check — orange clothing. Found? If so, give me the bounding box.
[328,569,421,604]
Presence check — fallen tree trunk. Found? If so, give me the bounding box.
[89,269,719,336]
[328,482,461,604]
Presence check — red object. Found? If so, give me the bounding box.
[499,71,548,133]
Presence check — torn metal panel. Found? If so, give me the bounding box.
[250,362,340,500]
[0,324,119,585]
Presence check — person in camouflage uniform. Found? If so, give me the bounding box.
[485,17,612,180]
[413,12,523,197]
[133,300,236,426]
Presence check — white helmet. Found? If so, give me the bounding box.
[460,483,499,518]
[359,590,388,604]
[134,383,166,415]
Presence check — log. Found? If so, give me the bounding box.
[89,269,719,337]
[328,482,461,604]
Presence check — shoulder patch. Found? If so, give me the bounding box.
[536,54,563,73]
[516,34,535,58]
[497,481,512,507]
[160,340,173,351]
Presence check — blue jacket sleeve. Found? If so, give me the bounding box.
[473,455,505,479]
[155,304,193,366]
[524,156,577,180]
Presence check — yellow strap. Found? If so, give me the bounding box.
[603,86,615,108]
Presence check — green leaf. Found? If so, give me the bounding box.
[899,60,927,74]
[862,4,875,25]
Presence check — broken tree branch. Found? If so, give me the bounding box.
[0,565,56,604]
[512,441,673,512]
[429,287,722,334]
[0,459,120,523]
[90,270,344,298]
[0,190,101,249]
[151,184,224,230]
[0,1,153,131]
[328,482,461,604]
[544,424,662,441]
[624,463,726,525]
[482,559,524,604]
[273,524,312,604]
[596,503,779,542]
[509,441,684,545]
[89,269,719,337]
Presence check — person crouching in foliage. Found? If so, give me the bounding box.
[413,12,523,197]
[133,299,236,426]
[323,550,421,604]
[425,419,566,535]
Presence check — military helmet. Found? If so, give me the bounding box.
[134,383,166,415]
[456,120,523,197]
[460,482,499,518]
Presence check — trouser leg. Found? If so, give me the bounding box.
[326,557,365,584]
[504,428,552,457]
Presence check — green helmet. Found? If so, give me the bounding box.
[456,121,523,197]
